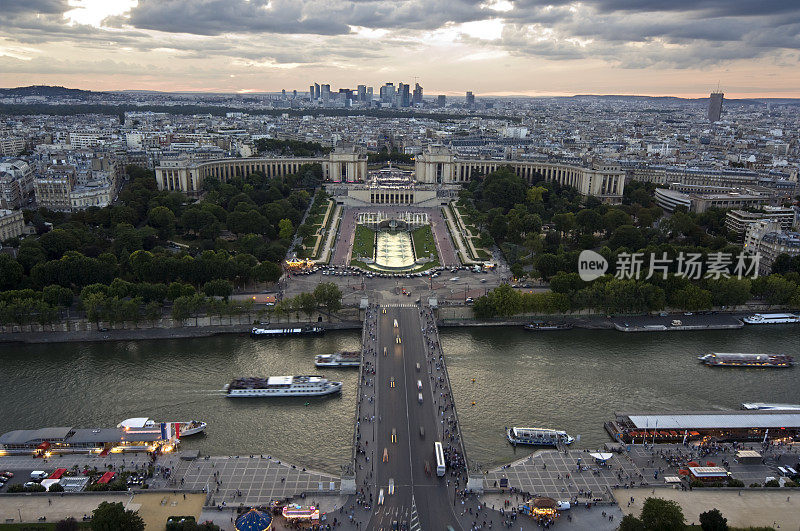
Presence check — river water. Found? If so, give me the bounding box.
[1,326,798,474]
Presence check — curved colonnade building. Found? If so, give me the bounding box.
[155,146,624,202]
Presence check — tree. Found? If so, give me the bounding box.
[617,514,645,531]
[147,206,176,240]
[313,282,342,316]
[202,279,233,300]
[699,509,728,531]
[91,501,145,531]
[252,261,282,284]
[55,518,79,531]
[0,254,23,290]
[278,218,294,240]
[639,497,685,531]
[295,292,317,321]
[49,482,65,492]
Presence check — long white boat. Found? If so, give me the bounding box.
[224,375,342,397]
[742,313,800,325]
[250,325,325,337]
[315,351,360,367]
[117,418,207,437]
[506,427,574,446]
[741,402,800,411]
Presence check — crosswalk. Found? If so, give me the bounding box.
[382,303,417,308]
[409,496,421,531]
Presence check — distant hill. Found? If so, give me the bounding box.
[0,85,105,97]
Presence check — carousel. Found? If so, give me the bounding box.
[235,508,272,531]
[521,497,559,523]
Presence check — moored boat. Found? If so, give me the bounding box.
[741,402,800,411]
[224,375,342,397]
[698,352,794,368]
[117,418,207,436]
[523,321,573,331]
[742,313,800,325]
[506,427,574,446]
[315,351,360,367]
[250,325,325,337]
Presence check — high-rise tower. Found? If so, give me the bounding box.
[708,91,724,122]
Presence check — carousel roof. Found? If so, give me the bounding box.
[235,509,272,531]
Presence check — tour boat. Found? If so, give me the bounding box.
[117,418,207,437]
[224,375,342,397]
[250,325,325,337]
[506,427,574,446]
[698,352,794,368]
[315,351,360,367]
[742,313,800,325]
[523,321,573,331]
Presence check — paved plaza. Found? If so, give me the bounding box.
[484,449,641,503]
[176,456,339,508]
[331,205,459,267]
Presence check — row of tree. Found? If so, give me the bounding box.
[473,271,800,318]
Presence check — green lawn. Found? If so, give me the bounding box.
[351,224,375,259]
[411,225,438,260]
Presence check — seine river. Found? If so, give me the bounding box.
[1,325,798,474]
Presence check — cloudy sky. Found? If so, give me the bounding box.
[1,0,799,97]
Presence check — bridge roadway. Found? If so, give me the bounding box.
[363,304,462,531]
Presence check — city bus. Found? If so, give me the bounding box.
[434,441,446,477]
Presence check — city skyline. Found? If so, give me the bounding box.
[1,0,799,98]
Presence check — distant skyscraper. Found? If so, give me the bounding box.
[321,84,331,102]
[281,89,286,99]
[292,89,297,99]
[367,87,373,102]
[314,83,320,100]
[357,85,367,102]
[398,83,410,107]
[436,95,446,107]
[412,83,423,105]
[708,91,724,122]
[380,83,395,104]
[465,91,475,107]
[309,85,315,100]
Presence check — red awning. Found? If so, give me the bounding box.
[49,468,67,480]
[37,442,51,450]
[96,471,116,484]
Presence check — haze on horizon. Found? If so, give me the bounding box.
[1,0,799,98]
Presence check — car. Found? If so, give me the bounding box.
[396,336,402,344]
[30,471,47,481]
[392,520,399,530]
[450,277,460,282]
[393,319,399,328]
[24,482,40,488]
[378,489,385,505]
[684,312,693,316]
[419,426,425,438]
[383,448,388,462]
[383,346,387,356]
[418,392,423,403]
[388,478,395,495]
[0,477,7,485]
[389,377,395,388]
[415,362,420,372]
[391,428,397,443]
[416,379,423,390]
[480,278,487,283]
[1,471,13,479]
[465,297,474,303]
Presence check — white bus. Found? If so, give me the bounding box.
[434,441,446,477]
